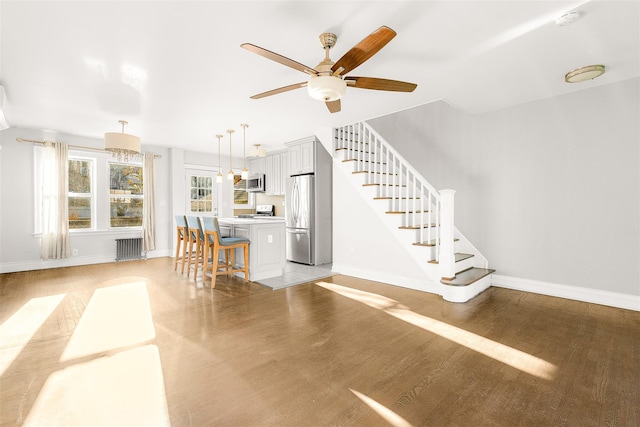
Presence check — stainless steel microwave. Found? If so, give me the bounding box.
[246,173,265,192]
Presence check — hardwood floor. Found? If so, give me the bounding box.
[1,257,638,426]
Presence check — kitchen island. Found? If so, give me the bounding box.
[217,217,285,281]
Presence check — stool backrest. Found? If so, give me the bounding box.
[186,216,202,240]
[175,215,187,238]
[202,216,218,245]
[213,217,225,245]
[175,215,187,228]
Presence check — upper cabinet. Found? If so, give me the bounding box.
[265,150,288,196]
[288,139,314,175]
[248,157,266,176]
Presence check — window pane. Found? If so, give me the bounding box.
[188,174,214,213]
[234,176,248,205]
[110,164,143,195]
[69,160,91,193]
[69,197,92,229]
[110,197,143,227]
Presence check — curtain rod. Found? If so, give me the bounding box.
[16,137,162,158]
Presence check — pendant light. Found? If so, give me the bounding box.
[215,134,223,183]
[227,129,235,180]
[104,120,141,162]
[240,123,249,179]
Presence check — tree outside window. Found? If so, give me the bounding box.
[68,158,93,229]
[109,163,143,227]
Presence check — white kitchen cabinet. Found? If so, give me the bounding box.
[265,150,288,196]
[217,218,285,281]
[288,140,314,175]
[248,157,266,176]
[265,153,281,195]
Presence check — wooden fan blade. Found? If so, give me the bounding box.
[331,26,396,76]
[325,99,341,113]
[241,43,318,76]
[250,82,307,99]
[345,77,417,92]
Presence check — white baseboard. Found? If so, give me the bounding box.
[491,274,640,312]
[332,264,441,295]
[0,250,172,274]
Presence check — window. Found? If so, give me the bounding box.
[109,163,143,227]
[68,158,94,229]
[189,175,213,213]
[233,175,249,206]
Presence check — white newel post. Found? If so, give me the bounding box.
[439,189,456,280]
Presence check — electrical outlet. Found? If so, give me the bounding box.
[268,235,273,243]
[72,249,78,256]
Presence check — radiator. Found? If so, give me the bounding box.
[115,238,146,261]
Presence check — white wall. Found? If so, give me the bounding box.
[0,127,172,272]
[366,78,640,296]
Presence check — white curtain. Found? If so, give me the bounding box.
[40,142,71,260]
[142,152,156,251]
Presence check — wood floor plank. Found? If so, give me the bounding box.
[0,258,638,426]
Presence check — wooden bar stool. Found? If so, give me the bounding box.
[185,216,205,279]
[203,217,250,288]
[174,215,188,273]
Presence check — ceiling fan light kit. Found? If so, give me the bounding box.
[564,64,605,83]
[307,75,346,101]
[241,25,416,113]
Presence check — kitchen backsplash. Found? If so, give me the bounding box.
[256,194,285,216]
[233,194,285,217]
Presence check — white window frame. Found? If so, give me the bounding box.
[186,171,215,216]
[68,154,96,232]
[108,160,143,230]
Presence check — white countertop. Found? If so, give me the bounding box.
[219,217,285,225]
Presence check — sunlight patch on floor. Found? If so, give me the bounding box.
[0,294,66,376]
[317,282,557,380]
[24,345,170,426]
[60,282,155,362]
[350,388,414,427]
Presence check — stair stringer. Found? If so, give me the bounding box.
[332,157,442,294]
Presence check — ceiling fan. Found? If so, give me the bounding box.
[241,26,417,113]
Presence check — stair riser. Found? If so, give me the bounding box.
[385,209,438,226]
[376,199,435,212]
[440,274,492,303]
[454,257,476,274]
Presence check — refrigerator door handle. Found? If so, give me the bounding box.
[286,229,307,234]
[292,179,299,225]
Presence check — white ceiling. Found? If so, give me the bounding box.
[1,1,638,154]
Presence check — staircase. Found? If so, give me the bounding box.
[333,121,495,303]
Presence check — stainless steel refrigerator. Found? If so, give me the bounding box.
[286,174,314,264]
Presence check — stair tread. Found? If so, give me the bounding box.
[374,197,420,200]
[386,210,429,214]
[343,159,386,164]
[335,148,374,154]
[428,253,474,264]
[412,238,459,247]
[440,267,495,287]
[362,183,407,187]
[399,224,437,229]
[353,171,397,176]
